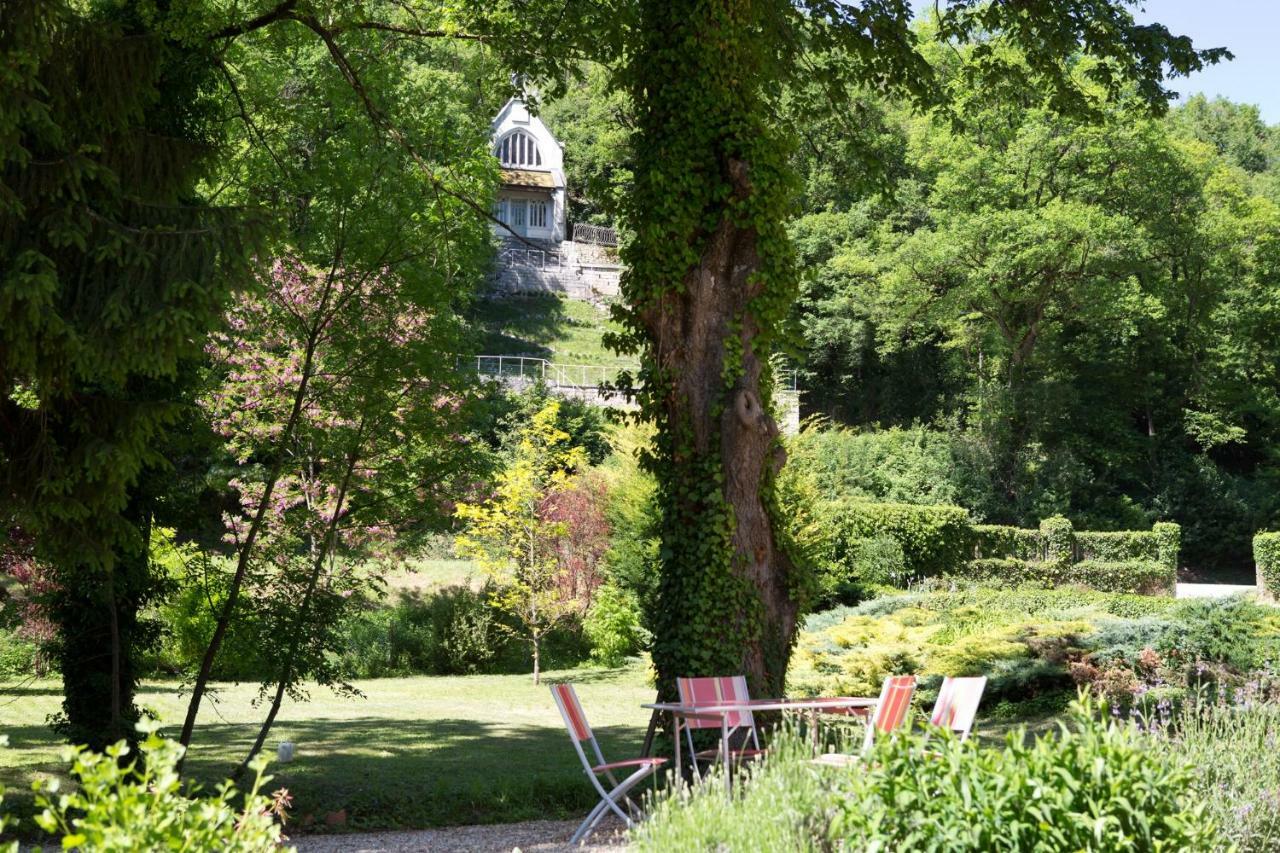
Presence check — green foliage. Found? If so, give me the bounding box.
[825,698,1217,851]
[456,401,590,682]
[1,0,260,749]
[973,525,1043,561]
[1039,516,1074,572]
[1255,531,1280,601]
[582,582,648,666]
[824,500,974,585]
[634,699,1218,852]
[963,518,1179,594]
[1069,560,1173,595]
[0,630,37,680]
[1161,597,1280,672]
[786,29,1278,576]
[338,588,508,678]
[597,448,661,622]
[32,723,288,851]
[790,586,1251,715]
[786,425,982,508]
[1154,697,1280,852]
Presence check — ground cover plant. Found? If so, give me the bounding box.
[789,588,1280,719]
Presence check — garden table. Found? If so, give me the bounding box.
[642,696,878,797]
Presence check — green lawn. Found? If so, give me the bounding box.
[382,557,482,595]
[468,294,631,367]
[0,664,654,833]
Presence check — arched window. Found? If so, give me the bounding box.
[497,130,542,167]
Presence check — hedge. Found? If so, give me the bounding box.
[1255,532,1280,603]
[822,502,1179,597]
[1066,560,1173,596]
[963,517,1179,596]
[959,557,1174,595]
[973,525,1042,561]
[827,500,974,581]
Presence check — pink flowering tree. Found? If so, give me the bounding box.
[180,255,472,773]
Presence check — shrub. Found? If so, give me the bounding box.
[1039,515,1074,575]
[32,723,290,851]
[599,458,660,622]
[582,582,649,666]
[1255,531,1280,602]
[633,698,1218,852]
[825,500,973,583]
[1162,596,1280,672]
[972,524,1041,560]
[960,557,1173,595]
[0,629,37,679]
[339,587,509,678]
[1067,559,1174,595]
[1154,698,1280,852]
[826,697,1217,851]
[964,520,1180,596]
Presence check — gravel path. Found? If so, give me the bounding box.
[290,818,629,852]
[1175,582,1259,599]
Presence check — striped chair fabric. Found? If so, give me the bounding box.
[550,683,667,843]
[928,675,987,741]
[675,675,765,776]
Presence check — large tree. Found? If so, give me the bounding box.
[0,0,259,748]
[612,0,1226,696]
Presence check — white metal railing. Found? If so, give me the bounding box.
[468,354,798,392]
[498,246,563,270]
[471,355,626,388]
[571,222,619,247]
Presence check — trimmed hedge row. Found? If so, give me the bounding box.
[828,506,1180,596]
[1256,532,1280,603]
[963,557,1173,595]
[827,500,974,580]
[973,525,1042,561]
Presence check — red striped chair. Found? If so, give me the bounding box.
[812,674,917,768]
[929,675,987,741]
[676,675,765,779]
[550,683,667,844]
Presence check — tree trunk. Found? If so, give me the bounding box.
[177,266,339,768]
[234,432,362,779]
[532,632,541,686]
[625,0,802,700]
[50,497,153,751]
[644,191,798,695]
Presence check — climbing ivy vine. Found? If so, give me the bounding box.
[608,0,1228,699]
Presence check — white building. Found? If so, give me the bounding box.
[490,96,567,243]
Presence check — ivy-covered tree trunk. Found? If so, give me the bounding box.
[618,0,804,697]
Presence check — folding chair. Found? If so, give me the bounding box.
[676,675,765,779]
[812,674,917,768]
[551,683,667,844]
[929,675,986,741]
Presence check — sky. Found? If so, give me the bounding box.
[1131,0,1280,124]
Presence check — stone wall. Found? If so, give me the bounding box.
[489,238,622,299]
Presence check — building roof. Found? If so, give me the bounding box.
[500,168,556,189]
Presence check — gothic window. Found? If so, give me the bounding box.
[530,200,548,228]
[497,130,543,167]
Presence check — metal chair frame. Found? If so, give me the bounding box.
[551,683,666,844]
[675,675,764,780]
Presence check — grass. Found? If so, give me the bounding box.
[382,558,481,595]
[0,663,654,834]
[468,293,631,367]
